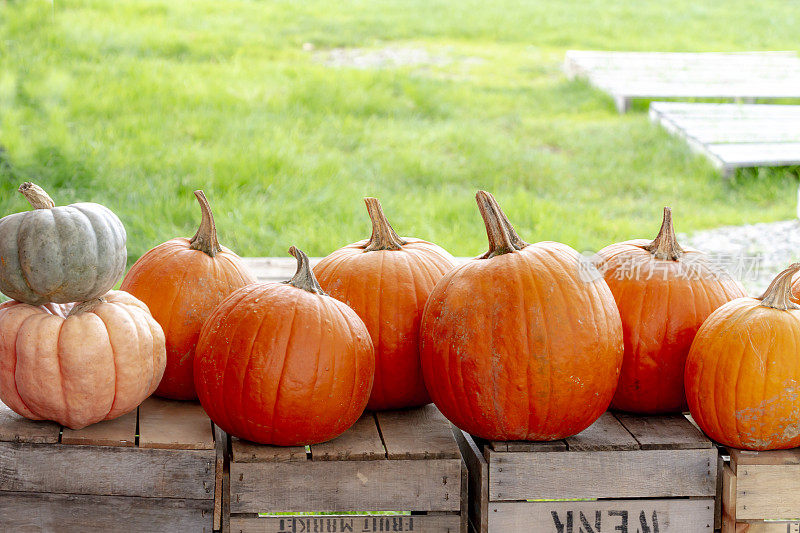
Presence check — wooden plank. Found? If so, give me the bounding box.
[488,498,715,532]
[615,413,712,449]
[230,513,463,533]
[730,448,800,469]
[487,447,717,501]
[61,408,137,447]
[565,411,639,451]
[0,441,215,499]
[707,143,800,166]
[0,399,59,444]
[732,522,800,532]
[491,440,567,452]
[736,464,800,520]
[231,437,307,463]
[310,412,385,461]
[454,430,488,533]
[0,491,214,532]
[723,463,738,533]
[376,404,460,460]
[214,425,226,531]
[138,397,215,450]
[230,458,462,513]
[459,461,468,533]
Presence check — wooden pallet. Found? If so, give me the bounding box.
[0,396,224,532]
[228,404,467,533]
[456,411,718,532]
[564,51,800,112]
[722,447,800,532]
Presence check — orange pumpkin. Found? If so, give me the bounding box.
[419,191,623,441]
[686,264,800,450]
[120,191,254,400]
[313,198,454,410]
[595,208,746,414]
[0,291,166,429]
[194,247,375,445]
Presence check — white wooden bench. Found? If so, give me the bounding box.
[564,51,800,112]
[649,102,800,177]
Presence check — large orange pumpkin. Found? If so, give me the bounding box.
[419,191,624,441]
[313,198,454,410]
[595,207,746,414]
[194,247,375,445]
[686,263,800,450]
[0,291,166,429]
[120,191,254,400]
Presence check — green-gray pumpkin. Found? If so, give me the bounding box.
[0,183,127,305]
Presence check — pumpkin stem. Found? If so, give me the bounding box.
[18,182,55,209]
[189,190,222,257]
[67,298,105,318]
[759,263,800,310]
[477,191,527,259]
[362,197,406,252]
[286,246,326,295]
[642,207,684,261]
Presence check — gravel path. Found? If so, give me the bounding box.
[680,219,800,295]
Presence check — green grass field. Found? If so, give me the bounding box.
[1,0,798,263]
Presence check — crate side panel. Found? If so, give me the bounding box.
[736,464,800,520]
[230,514,462,533]
[454,430,488,533]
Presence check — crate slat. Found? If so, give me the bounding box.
[491,440,567,452]
[454,429,488,533]
[61,408,137,447]
[0,400,59,444]
[735,464,800,520]
[0,491,213,532]
[488,447,717,500]
[139,397,215,450]
[730,448,800,469]
[565,411,639,451]
[230,513,463,533]
[615,413,712,450]
[376,404,460,459]
[231,437,307,463]
[488,498,715,532]
[310,412,385,461]
[231,458,462,513]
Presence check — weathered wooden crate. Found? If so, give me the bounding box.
[722,447,800,532]
[0,396,224,532]
[228,404,467,533]
[456,412,718,532]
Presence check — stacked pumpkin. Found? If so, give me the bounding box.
[0,183,165,429]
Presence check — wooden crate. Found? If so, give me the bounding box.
[456,412,718,532]
[0,396,224,532]
[722,447,800,532]
[228,404,467,533]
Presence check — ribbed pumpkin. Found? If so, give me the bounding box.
[0,182,126,305]
[194,247,374,445]
[313,198,454,410]
[420,191,624,441]
[0,291,166,429]
[686,264,800,450]
[595,207,746,414]
[120,191,255,400]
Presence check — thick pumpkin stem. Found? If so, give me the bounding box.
[18,182,55,209]
[759,263,800,310]
[477,191,527,259]
[642,207,684,261]
[362,197,406,252]
[286,246,326,295]
[67,298,105,318]
[189,190,222,257]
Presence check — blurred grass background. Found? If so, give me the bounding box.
[1,0,798,263]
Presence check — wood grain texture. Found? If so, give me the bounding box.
[376,405,460,460]
[230,458,462,513]
[61,409,137,447]
[565,412,639,451]
[231,438,307,463]
[0,441,215,499]
[487,448,717,500]
[733,521,800,532]
[230,513,463,533]
[0,491,214,532]
[615,413,711,449]
[0,399,59,444]
[214,425,227,531]
[736,464,800,520]
[488,498,714,532]
[723,463,738,533]
[490,440,567,452]
[730,447,800,469]
[310,412,385,461]
[454,430,487,533]
[138,397,215,450]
